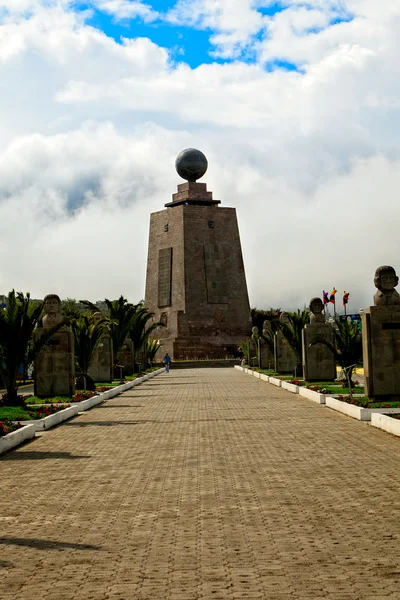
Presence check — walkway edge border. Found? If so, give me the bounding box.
[371,413,400,437]
[0,424,36,455]
[234,366,400,425]
[1,368,165,455]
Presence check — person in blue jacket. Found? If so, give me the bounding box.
[164,352,172,373]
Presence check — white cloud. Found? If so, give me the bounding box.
[89,0,158,22]
[0,1,399,315]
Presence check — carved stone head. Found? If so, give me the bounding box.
[252,326,259,337]
[279,312,290,324]
[373,265,400,306]
[309,297,325,323]
[262,320,271,333]
[42,294,62,328]
[92,312,104,323]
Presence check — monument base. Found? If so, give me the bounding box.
[34,327,75,397]
[274,332,296,374]
[302,323,336,382]
[88,335,113,383]
[362,306,400,399]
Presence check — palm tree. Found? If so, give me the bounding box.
[145,338,162,364]
[0,291,65,405]
[310,319,362,386]
[279,309,310,376]
[71,313,112,389]
[129,306,165,370]
[81,296,139,359]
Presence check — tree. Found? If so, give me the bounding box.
[251,307,281,333]
[128,306,165,370]
[279,309,310,376]
[70,313,112,388]
[145,338,162,364]
[62,298,82,320]
[81,296,139,360]
[0,291,65,405]
[310,319,362,385]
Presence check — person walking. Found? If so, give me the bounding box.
[164,352,172,373]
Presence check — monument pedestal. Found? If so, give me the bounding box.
[34,327,75,397]
[248,337,258,367]
[88,335,113,383]
[362,306,400,400]
[259,339,272,370]
[119,339,134,375]
[302,323,336,382]
[274,332,295,374]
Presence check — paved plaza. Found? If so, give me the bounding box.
[1,368,400,600]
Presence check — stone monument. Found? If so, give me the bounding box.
[274,312,296,374]
[302,298,336,382]
[362,265,400,400]
[248,326,259,367]
[34,294,75,397]
[144,148,252,359]
[88,313,113,383]
[119,338,134,376]
[260,320,273,369]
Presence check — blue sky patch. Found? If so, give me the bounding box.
[77,1,353,70]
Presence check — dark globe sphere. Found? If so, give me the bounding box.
[175,148,208,182]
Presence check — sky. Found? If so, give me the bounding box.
[0,0,400,314]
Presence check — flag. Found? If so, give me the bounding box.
[330,288,337,303]
[343,291,350,306]
[323,291,330,305]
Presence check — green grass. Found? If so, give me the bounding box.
[0,406,33,420]
[24,395,71,405]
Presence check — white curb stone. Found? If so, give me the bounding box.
[325,397,400,421]
[371,413,400,436]
[299,387,326,405]
[0,424,36,455]
[281,381,299,394]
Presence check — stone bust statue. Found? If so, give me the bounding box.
[309,297,325,324]
[93,312,104,323]
[262,320,271,336]
[251,326,259,339]
[374,265,400,306]
[279,312,289,324]
[42,294,63,328]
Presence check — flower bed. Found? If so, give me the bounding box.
[0,419,23,437]
[336,395,400,409]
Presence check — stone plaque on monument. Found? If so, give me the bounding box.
[274,313,296,374]
[34,294,75,397]
[302,298,336,382]
[362,266,400,400]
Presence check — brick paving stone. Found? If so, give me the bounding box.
[1,368,400,599]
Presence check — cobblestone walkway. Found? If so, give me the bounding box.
[1,368,400,600]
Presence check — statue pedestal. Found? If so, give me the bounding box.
[259,339,272,370]
[362,306,400,400]
[34,327,75,397]
[88,335,113,383]
[274,332,295,374]
[302,323,336,382]
[248,337,258,367]
[119,339,134,375]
